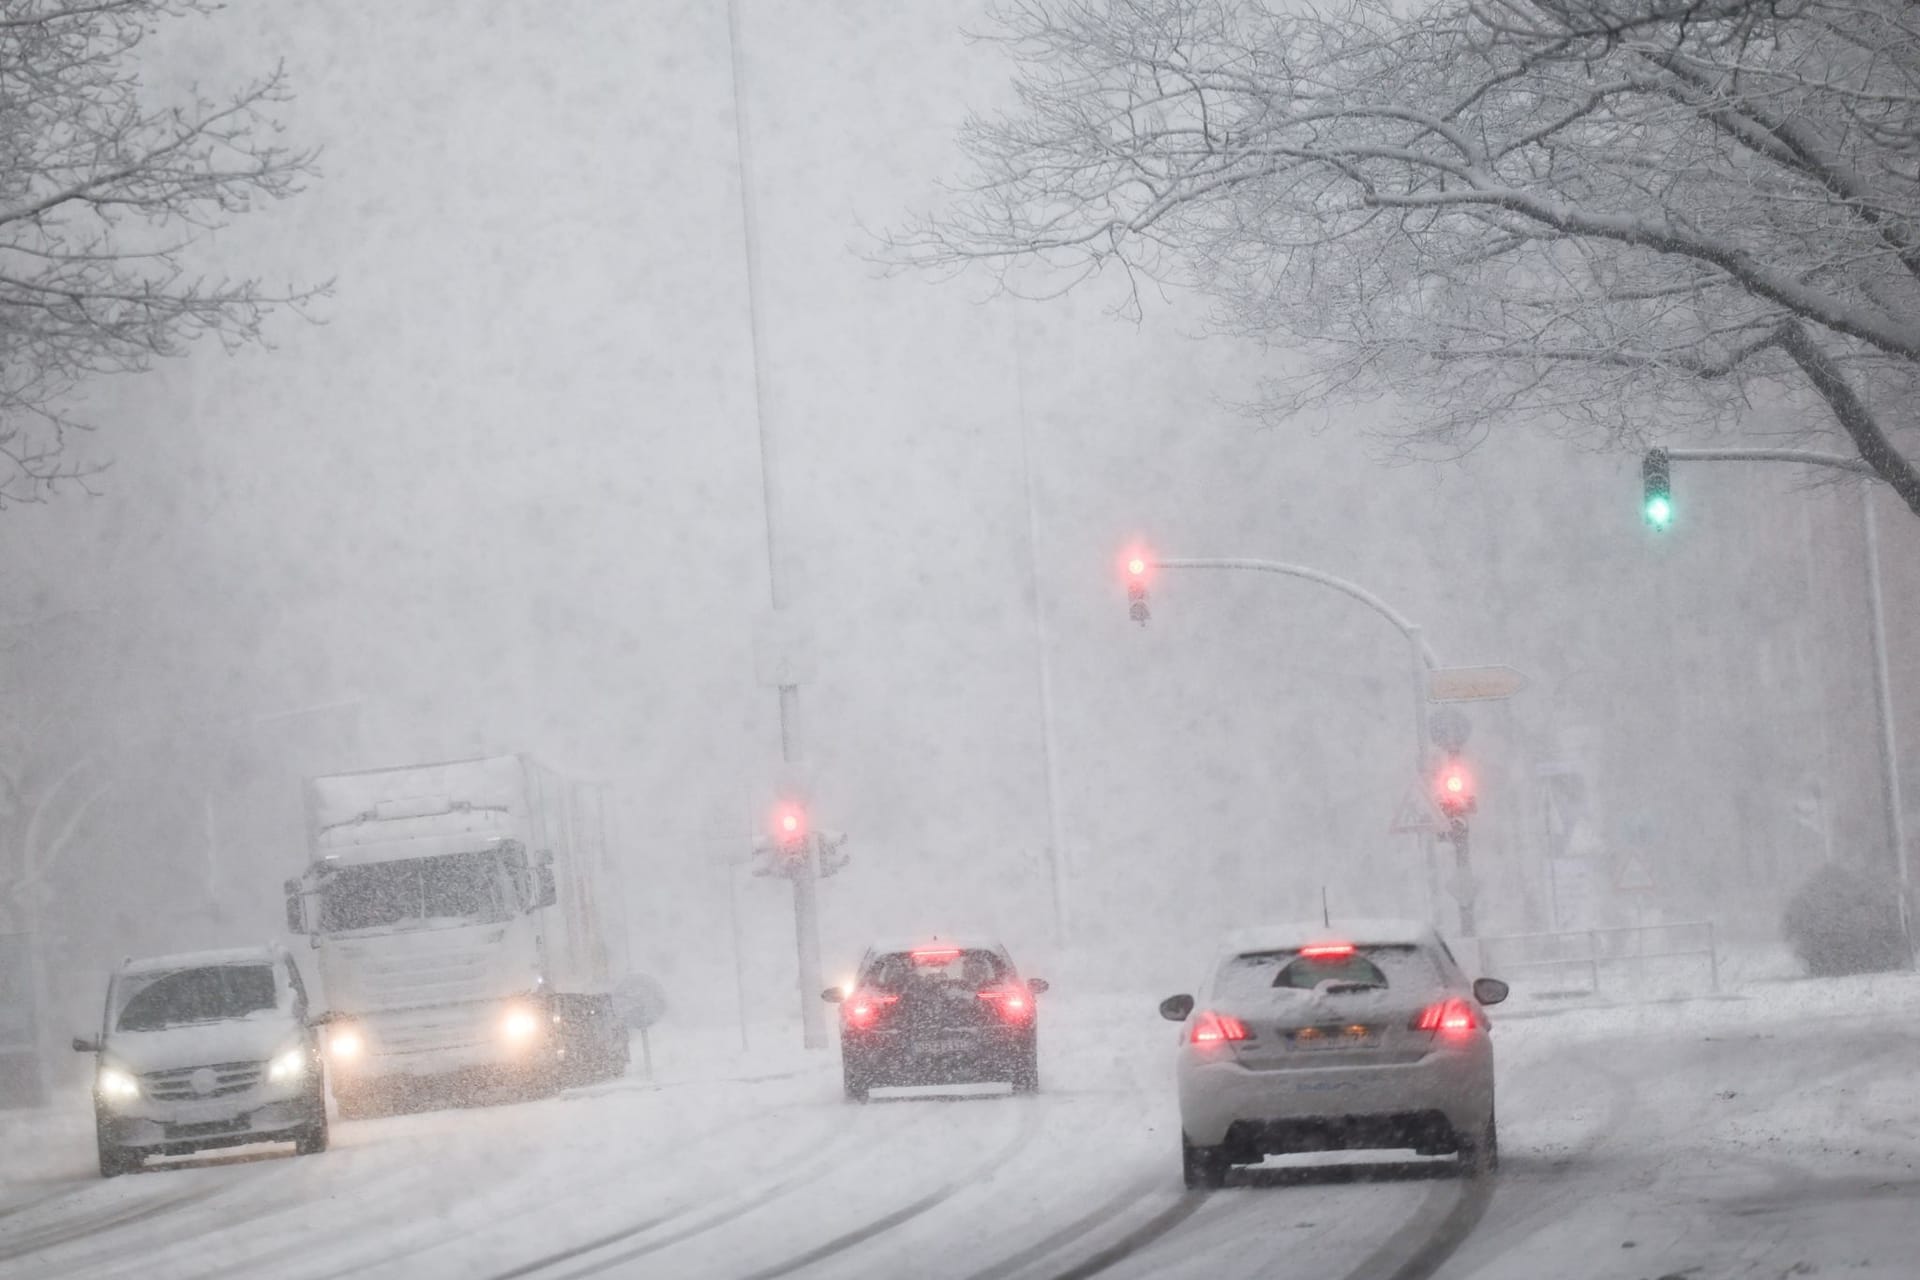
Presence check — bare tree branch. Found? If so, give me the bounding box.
[891,0,1920,517]
[0,0,325,506]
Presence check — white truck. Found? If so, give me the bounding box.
[283,755,628,1115]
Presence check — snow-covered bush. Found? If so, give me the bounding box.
[1782,863,1910,977]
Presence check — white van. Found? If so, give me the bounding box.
[72,945,329,1176]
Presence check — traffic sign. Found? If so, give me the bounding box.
[1427,665,1528,703]
[1389,783,1450,835]
[1614,853,1656,893]
[1429,707,1471,753]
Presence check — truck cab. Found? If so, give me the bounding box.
[285,757,627,1116]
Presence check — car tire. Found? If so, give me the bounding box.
[1459,1110,1498,1177]
[1010,1040,1040,1094]
[295,1085,330,1155]
[1181,1135,1230,1190]
[842,1056,871,1103]
[96,1120,140,1178]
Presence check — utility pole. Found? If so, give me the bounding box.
[1010,316,1069,946]
[726,0,827,1049]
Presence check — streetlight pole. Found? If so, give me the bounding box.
[1010,319,1069,947]
[1658,448,1912,963]
[1861,488,1911,957]
[1145,557,1458,928]
[726,0,826,1049]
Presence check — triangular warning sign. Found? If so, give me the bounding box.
[1614,853,1656,893]
[1388,783,1450,835]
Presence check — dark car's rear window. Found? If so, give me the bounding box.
[865,948,1008,992]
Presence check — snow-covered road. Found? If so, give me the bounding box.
[5,973,1916,1279]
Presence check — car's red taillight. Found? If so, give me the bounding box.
[843,991,897,1031]
[1189,1011,1250,1045]
[977,986,1034,1024]
[1411,997,1478,1035]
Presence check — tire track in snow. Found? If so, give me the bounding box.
[729,1099,1045,1280]
[0,1185,85,1224]
[957,1177,1164,1280]
[488,1100,921,1280]
[0,1178,233,1264]
[1331,1168,1495,1280]
[1037,1190,1210,1280]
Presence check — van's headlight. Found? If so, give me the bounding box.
[96,1066,141,1105]
[501,1004,543,1043]
[267,1047,310,1084]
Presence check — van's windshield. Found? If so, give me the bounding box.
[114,965,279,1032]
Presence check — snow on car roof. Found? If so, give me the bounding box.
[1218,917,1439,956]
[121,945,282,975]
[863,934,1008,957]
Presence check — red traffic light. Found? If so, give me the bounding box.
[1120,547,1152,625]
[772,803,807,849]
[1434,761,1476,815]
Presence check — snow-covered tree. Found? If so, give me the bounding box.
[892,0,1920,516]
[0,0,320,505]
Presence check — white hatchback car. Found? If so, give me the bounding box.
[1161,918,1508,1189]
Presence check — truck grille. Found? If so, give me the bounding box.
[143,1061,264,1100]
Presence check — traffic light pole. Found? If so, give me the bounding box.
[1656,449,1912,966]
[729,0,828,1050]
[1147,559,1462,929]
[1448,817,1474,936]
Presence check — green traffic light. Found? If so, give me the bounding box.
[1645,494,1672,529]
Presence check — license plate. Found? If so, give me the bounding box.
[1288,1025,1374,1048]
[914,1036,972,1056]
[167,1118,246,1138]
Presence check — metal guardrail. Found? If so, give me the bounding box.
[1473,920,1720,997]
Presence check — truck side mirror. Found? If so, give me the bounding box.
[533,866,557,910]
[283,878,308,934]
[72,1036,99,1053]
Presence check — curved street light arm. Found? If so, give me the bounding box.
[1151,557,1442,668]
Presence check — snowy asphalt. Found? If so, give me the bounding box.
[3,973,1916,1279]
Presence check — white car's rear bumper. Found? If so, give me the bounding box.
[1177,1041,1493,1148]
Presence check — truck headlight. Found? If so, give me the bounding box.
[501,1005,543,1043]
[326,1025,364,1062]
[97,1067,141,1105]
[267,1047,310,1084]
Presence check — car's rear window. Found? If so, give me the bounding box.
[1212,945,1443,1003]
[865,948,1007,992]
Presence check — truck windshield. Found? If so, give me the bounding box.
[115,965,279,1032]
[318,851,514,933]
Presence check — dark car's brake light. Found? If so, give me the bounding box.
[843,991,898,1030]
[1410,998,1477,1035]
[977,986,1034,1024]
[1190,1011,1250,1045]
